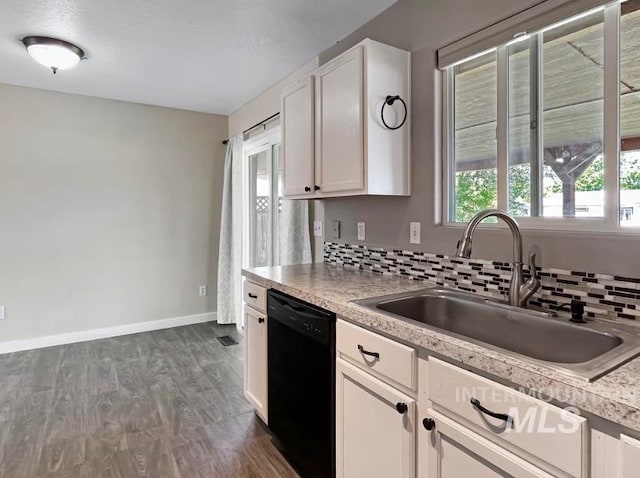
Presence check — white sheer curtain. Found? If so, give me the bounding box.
[217,136,243,326]
[278,200,312,265]
[217,128,312,327]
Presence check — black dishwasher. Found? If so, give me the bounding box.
[267,289,336,478]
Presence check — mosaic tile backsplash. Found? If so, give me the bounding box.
[324,241,640,323]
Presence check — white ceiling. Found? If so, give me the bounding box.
[0,0,397,114]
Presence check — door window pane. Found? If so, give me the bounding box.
[249,150,272,267]
[542,10,604,218]
[452,51,498,222]
[620,0,640,226]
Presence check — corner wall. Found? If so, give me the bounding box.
[0,84,228,343]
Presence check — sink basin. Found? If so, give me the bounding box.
[355,288,640,381]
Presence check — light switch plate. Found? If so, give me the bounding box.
[357,222,366,241]
[410,222,421,244]
[313,221,323,237]
[0,306,5,320]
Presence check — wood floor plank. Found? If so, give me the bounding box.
[36,435,87,475]
[0,323,299,478]
[0,390,53,477]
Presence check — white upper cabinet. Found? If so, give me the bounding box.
[281,76,315,196]
[316,46,365,194]
[281,38,411,199]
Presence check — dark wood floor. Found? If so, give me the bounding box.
[0,322,298,478]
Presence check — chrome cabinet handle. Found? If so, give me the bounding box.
[470,398,512,425]
[357,344,380,359]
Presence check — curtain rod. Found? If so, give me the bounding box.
[222,112,280,145]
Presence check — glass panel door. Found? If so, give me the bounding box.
[247,142,282,268]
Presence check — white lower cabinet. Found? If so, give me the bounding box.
[243,304,268,423]
[426,357,586,478]
[421,410,553,478]
[336,358,415,478]
[591,430,640,478]
[621,434,640,478]
[336,319,640,478]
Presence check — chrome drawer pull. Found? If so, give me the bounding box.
[357,344,380,359]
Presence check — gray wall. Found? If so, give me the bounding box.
[321,0,640,276]
[0,84,227,342]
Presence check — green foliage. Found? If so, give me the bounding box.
[455,153,640,222]
[621,153,640,190]
[454,168,497,222]
[575,156,604,191]
[508,164,531,216]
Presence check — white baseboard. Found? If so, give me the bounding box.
[0,311,217,355]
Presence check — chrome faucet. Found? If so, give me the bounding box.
[455,209,540,308]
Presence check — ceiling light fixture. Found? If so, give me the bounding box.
[21,36,86,74]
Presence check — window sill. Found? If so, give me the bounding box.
[440,220,640,236]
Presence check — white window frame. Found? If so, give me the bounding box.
[441,1,639,233]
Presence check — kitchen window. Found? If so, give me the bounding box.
[443,0,640,230]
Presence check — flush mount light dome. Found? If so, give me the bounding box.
[22,36,85,74]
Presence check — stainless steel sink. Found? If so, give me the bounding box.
[355,288,640,381]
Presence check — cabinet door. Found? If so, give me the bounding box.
[421,411,553,478]
[336,358,415,478]
[316,46,365,194]
[621,434,640,478]
[281,76,315,196]
[243,304,268,423]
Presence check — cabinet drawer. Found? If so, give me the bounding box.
[243,281,267,312]
[337,319,416,391]
[428,358,586,478]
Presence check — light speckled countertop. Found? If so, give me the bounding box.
[243,263,640,433]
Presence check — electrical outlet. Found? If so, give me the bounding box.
[313,221,323,237]
[357,222,366,241]
[410,222,421,245]
[0,306,5,320]
[199,285,208,297]
[332,220,341,239]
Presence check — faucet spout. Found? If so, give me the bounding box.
[455,209,539,308]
